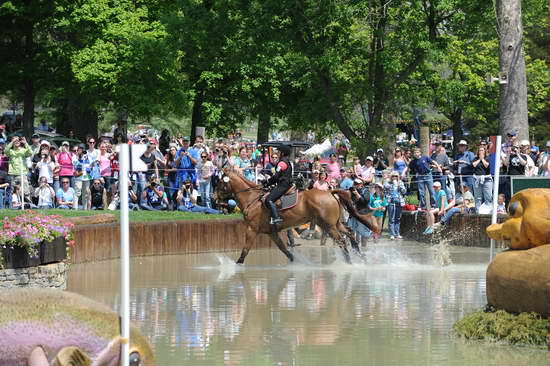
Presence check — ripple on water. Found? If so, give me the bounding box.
[66,241,548,366]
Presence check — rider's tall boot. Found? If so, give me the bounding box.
[266,200,283,226]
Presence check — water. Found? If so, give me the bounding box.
[67,240,549,365]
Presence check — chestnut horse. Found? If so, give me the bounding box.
[216,169,379,264]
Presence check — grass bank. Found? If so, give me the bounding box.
[0,209,240,223]
[454,309,550,348]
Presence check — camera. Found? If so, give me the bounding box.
[151,182,157,187]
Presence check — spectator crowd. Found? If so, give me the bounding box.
[0,116,549,241]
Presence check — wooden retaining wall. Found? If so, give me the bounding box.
[400,211,507,247]
[71,219,274,264]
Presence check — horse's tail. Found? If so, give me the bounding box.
[331,189,380,234]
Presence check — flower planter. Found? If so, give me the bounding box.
[1,246,40,269]
[40,237,67,265]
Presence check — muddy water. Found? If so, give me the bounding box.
[67,241,549,365]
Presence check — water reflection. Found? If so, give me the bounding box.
[67,242,549,365]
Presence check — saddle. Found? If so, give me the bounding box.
[275,185,299,211]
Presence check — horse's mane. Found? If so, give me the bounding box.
[227,169,260,189]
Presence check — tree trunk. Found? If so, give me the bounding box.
[22,9,35,139]
[257,111,270,144]
[450,109,463,157]
[22,77,35,138]
[190,89,204,145]
[56,95,98,141]
[497,0,529,140]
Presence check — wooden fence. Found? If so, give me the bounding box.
[71,219,273,264]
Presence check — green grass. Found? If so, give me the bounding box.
[454,309,550,348]
[0,209,240,222]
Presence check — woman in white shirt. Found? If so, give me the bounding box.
[36,153,55,184]
[35,175,56,209]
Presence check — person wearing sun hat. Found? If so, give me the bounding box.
[453,139,475,195]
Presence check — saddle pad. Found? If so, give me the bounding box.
[277,190,299,211]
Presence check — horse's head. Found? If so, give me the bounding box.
[216,171,234,201]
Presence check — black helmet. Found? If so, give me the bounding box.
[278,145,291,157]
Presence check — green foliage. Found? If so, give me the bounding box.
[454,309,550,347]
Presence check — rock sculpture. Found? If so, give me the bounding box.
[485,188,550,316]
[0,288,155,366]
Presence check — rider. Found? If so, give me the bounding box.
[263,145,293,226]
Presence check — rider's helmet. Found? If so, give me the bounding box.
[277,145,291,157]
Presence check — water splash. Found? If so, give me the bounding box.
[431,240,453,267]
[288,248,316,266]
[214,254,239,281]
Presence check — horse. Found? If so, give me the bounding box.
[216,169,379,264]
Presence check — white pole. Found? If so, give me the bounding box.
[490,135,502,261]
[119,144,130,365]
[20,157,24,210]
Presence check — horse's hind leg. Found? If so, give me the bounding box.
[326,225,351,264]
[270,231,294,262]
[237,228,257,264]
[338,222,364,258]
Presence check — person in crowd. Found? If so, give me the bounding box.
[472,145,492,209]
[409,148,438,209]
[89,179,108,210]
[56,177,76,209]
[348,178,372,246]
[430,143,450,188]
[453,140,475,194]
[140,175,168,211]
[328,178,339,190]
[519,140,536,176]
[232,146,254,181]
[57,141,75,188]
[539,141,550,176]
[85,136,98,161]
[177,179,221,214]
[0,139,8,173]
[0,169,10,209]
[442,166,456,201]
[197,152,215,208]
[312,156,322,173]
[337,141,349,164]
[340,168,354,189]
[5,136,32,199]
[176,137,198,187]
[369,183,388,238]
[30,134,42,155]
[502,143,528,201]
[326,153,341,181]
[423,181,448,235]
[373,149,388,181]
[35,151,55,188]
[392,147,408,179]
[164,144,179,207]
[360,156,375,184]
[313,171,330,190]
[34,176,56,209]
[501,131,518,156]
[496,193,506,214]
[352,156,363,178]
[384,171,406,240]
[11,184,22,209]
[74,144,93,210]
[158,129,171,154]
[37,119,50,132]
[433,184,476,231]
[98,142,113,191]
[49,145,61,193]
[192,135,210,156]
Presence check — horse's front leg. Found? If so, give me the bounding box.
[237,227,257,264]
[270,231,294,262]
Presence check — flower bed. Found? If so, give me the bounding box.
[0,213,74,269]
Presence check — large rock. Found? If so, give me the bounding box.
[487,245,550,316]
